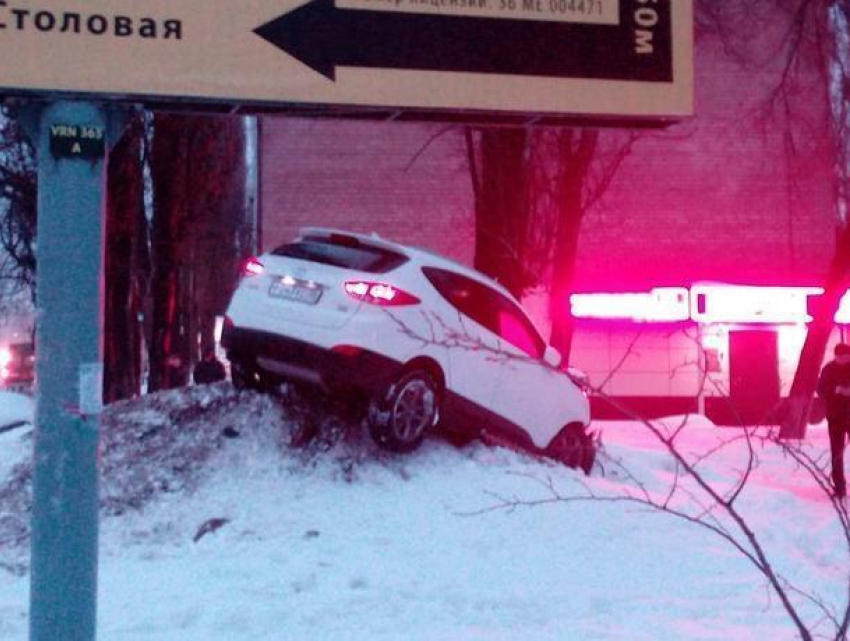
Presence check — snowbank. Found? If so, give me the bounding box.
[0,391,32,430]
[0,387,846,640]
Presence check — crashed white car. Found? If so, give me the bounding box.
[222,228,593,469]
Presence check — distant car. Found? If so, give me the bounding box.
[222,228,593,468]
[0,342,35,391]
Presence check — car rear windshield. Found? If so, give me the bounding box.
[271,236,408,273]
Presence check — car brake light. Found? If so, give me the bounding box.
[331,344,363,357]
[241,256,265,277]
[0,347,10,368]
[344,281,420,306]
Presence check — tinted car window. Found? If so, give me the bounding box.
[495,299,545,358]
[422,267,500,336]
[424,267,545,359]
[272,238,408,273]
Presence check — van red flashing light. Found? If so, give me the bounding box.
[241,257,265,277]
[344,281,420,306]
[570,287,690,322]
[690,285,822,325]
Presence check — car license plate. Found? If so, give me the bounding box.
[268,281,322,305]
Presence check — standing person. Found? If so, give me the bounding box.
[817,343,850,499]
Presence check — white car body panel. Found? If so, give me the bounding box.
[224,228,590,452]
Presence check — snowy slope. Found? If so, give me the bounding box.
[0,392,32,501]
[0,392,31,431]
[0,386,846,640]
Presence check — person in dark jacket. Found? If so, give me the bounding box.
[193,350,226,385]
[817,343,850,498]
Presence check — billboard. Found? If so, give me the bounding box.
[0,0,692,118]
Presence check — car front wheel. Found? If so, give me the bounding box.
[546,423,596,475]
[368,370,440,453]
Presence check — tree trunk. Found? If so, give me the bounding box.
[149,115,190,391]
[468,127,530,298]
[187,117,246,361]
[148,115,247,389]
[780,226,850,438]
[104,116,145,402]
[548,129,598,363]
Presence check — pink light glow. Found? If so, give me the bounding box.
[570,284,841,325]
[835,292,850,324]
[690,284,822,325]
[241,257,265,277]
[570,287,690,322]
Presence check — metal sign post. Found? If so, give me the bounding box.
[25,100,109,641]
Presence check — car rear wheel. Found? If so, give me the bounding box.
[230,358,275,393]
[368,369,440,453]
[546,423,596,475]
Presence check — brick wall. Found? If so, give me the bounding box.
[259,117,475,265]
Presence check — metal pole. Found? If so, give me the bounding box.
[27,100,108,641]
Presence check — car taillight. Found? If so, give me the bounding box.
[0,348,10,368]
[344,281,420,306]
[241,256,265,277]
[331,344,363,357]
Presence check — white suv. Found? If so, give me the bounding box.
[222,228,592,468]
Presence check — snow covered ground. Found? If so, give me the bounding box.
[0,386,847,640]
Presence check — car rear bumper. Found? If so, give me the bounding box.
[222,324,401,396]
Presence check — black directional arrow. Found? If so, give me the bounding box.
[254,0,672,82]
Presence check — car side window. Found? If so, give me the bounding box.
[422,268,501,337]
[422,267,543,357]
[494,297,545,359]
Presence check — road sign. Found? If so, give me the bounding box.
[26,100,111,641]
[0,0,692,118]
[49,123,105,159]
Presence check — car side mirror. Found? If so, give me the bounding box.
[566,366,591,392]
[543,345,562,368]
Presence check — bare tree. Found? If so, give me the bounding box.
[782,0,850,438]
[696,0,850,438]
[458,326,850,640]
[465,127,532,299]
[148,113,248,392]
[373,298,850,638]
[104,113,149,402]
[532,129,637,359]
[465,126,636,361]
[468,418,849,639]
[0,106,36,297]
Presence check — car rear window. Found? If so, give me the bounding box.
[271,237,408,273]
